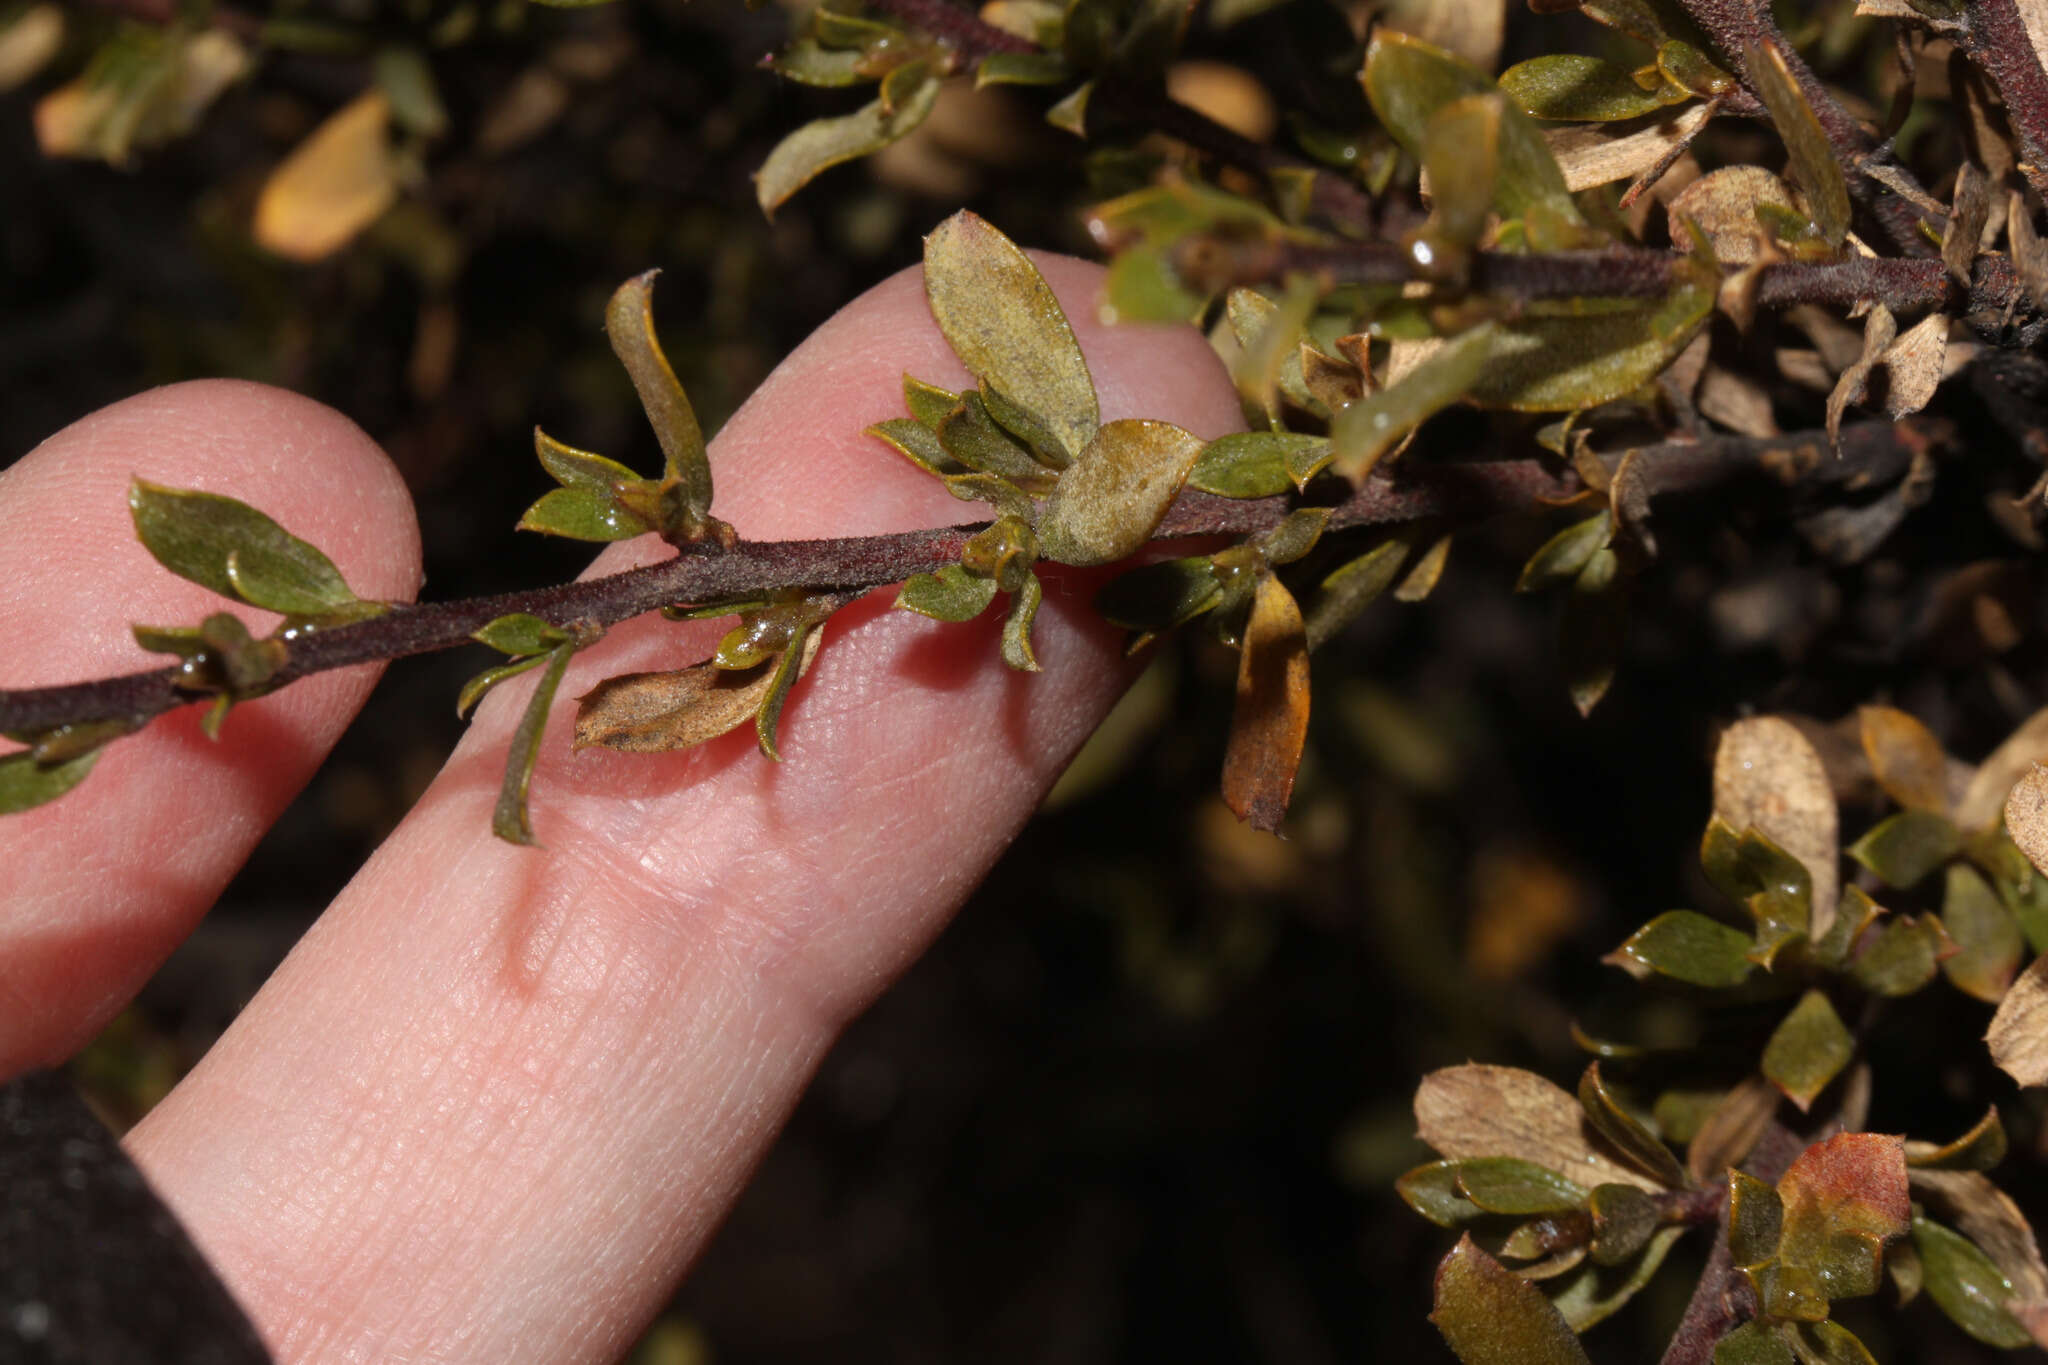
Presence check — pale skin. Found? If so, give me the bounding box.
[0,255,1241,1362]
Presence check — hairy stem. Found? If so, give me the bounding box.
[0,418,1947,738]
[1959,0,2048,205]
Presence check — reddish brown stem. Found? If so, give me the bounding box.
[1959,0,2048,204]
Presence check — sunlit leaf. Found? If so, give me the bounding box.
[1429,1235,1593,1365]
[1189,431,1321,498]
[1220,573,1308,832]
[1605,910,1755,987]
[1761,990,1853,1111]
[923,209,1099,461]
[1744,41,1849,246]
[756,69,940,215]
[128,480,365,618]
[1037,419,1204,566]
[1858,705,1952,815]
[1500,54,1686,122]
[492,640,576,846]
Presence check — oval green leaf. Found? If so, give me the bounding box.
[1036,418,1204,566]
[1500,54,1687,122]
[1188,431,1317,498]
[129,480,362,617]
[1430,1235,1593,1365]
[757,71,940,216]
[896,563,1000,622]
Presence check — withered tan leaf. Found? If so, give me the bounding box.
[1414,1063,1663,1192]
[1667,165,1794,265]
[1880,313,1948,419]
[924,210,1099,461]
[1826,303,1897,450]
[1036,418,1204,566]
[1946,161,1992,289]
[254,90,399,262]
[1959,708,2048,830]
[1714,715,1841,940]
[2008,763,2048,878]
[574,629,824,753]
[1687,1075,1780,1185]
[1860,704,1952,814]
[1378,0,1505,71]
[1221,572,1309,833]
[1988,953,2048,1086]
[1544,101,1712,193]
[1697,364,1779,437]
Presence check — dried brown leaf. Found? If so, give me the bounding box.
[574,630,824,753]
[2007,764,2048,877]
[254,90,398,263]
[1945,162,1992,290]
[1544,101,1712,193]
[1221,573,1309,832]
[1715,716,1841,940]
[1987,953,2048,1086]
[1697,364,1780,437]
[1826,303,1897,451]
[1687,1075,1780,1185]
[1667,165,1795,265]
[1860,705,1951,814]
[1415,1064,1663,1192]
[1959,708,2048,830]
[1880,313,1948,419]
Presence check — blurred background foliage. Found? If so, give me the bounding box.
[7,0,2048,1359]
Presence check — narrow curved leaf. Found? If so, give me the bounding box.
[1304,538,1411,651]
[1517,511,1612,593]
[128,480,362,617]
[1908,1108,2008,1172]
[1036,419,1204,566]
[1549,1224,1684,1329]
[1745,41,1849,246]
[0,747,100,815]
[757,71,940,216]
[1327,323,1497,480]
[1578,1064,1686,1189]
[534,427,641,489]
[606,271,711,539]
[868,417,968,478]
[923,210,1098,461]
[457,652,549,719]
[492,640,576,846]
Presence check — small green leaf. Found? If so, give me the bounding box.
[937,392,1060,487]
[1548,1224,1684,1330]
[1398,1160,1487,1227]
[1429,1235,1594,1365]
[977,380,1074,469]
[1940,862,2024,1002]
[868,417,969,479]
[1912,1216,2036,1348]
[1256,508,1331,568]
[129,480,363,618]
[1849,810,1962,889]
[1326,323,1497,481]
[1500,54,1687,122]
[0,747,101,815]
[1761,990,1852,1111]
[1561,546,1625,717]
[757,71,940,215]
[473,613,570,657]
[812,7,899,47]
[1454,1157,1590,1216]
[1713,1321,1795,1365]
[534,428,642,489]
[1304,538,1411,651]
[1577,1065,1686,1190]
[1470,280,1714,412]
[457,653,550,718]
[1419,94,1502,260]
[1362,30,1582,233]
[1188,432,1317,498]
[1605,909,1756,987]
[1101,243,1204,324]
[977,51,1070,86]
[1655,40,1735,98]
[1001,572,1043,672]
[1095,556,1223,633]
[1587,1183,1659,1265]
[896,564,1000,622]
[372,45,447,138]
[754,624,815,761]
[492,640,576,846]
[1036,419,1205,566]
[770,38,867,87]
[1518,511,1613,593]
[1848,912,1948,996]
[1046,80,1092,136]
[606,271,714,543]
[903,374,963,430]
[516,486,653,542]
[1728,1170,1784,1268]
[923,209,1099,462]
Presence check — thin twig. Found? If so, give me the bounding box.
[0,419,1948,738]
[1958,0,2048,205]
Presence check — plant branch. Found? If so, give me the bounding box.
[0,418,1948,739]
[1174,238,2024,320]
[1959,0,2048,204]
[1673,0,1934,256]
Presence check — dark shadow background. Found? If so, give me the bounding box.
[7,1,2048,1361]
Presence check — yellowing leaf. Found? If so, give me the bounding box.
[1036,419,1203,566]
[923,210,1100,461]
[756,71,940,216]
[606,271,714,539]
[254,90,399,263]
[0,6,63,94]
[1221,573,1309,832]
[1745,41,1849,246]
[1960,708,2048,831]
[1859,705,1952,814]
